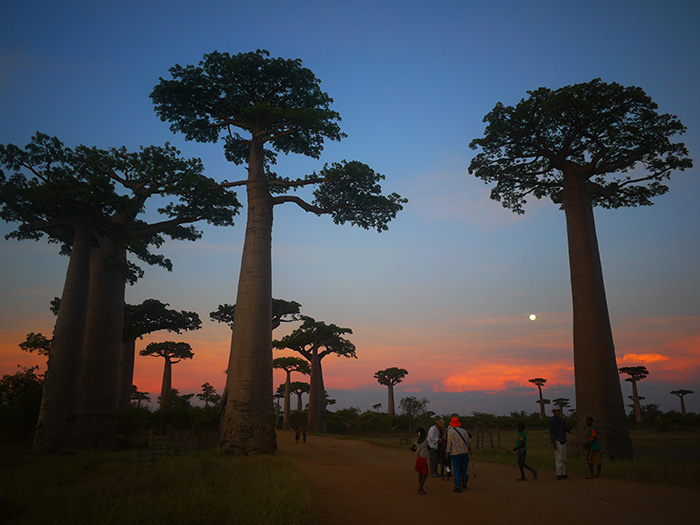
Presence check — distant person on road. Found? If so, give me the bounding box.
[583,416,601,478]
[411,427,430,495]
[513,422,538,481]
[549,408,571,480]
[295,428,300,444]
[445,416,471,492]
[427,418,445,477]
[302,429,307,444]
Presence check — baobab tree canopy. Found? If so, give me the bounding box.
[152,49,405,454]
[469,78,692,213]
[374,367,408,387]
[469,79,692,461]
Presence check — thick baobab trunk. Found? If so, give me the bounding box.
[631,381,643,424]
[219,137,276,455]
[33,219,91,454]
[307,350,324,433]
[118,339,136,411]
[387,384,395,418]
[283,371,292,430]
[563,173,633,461]
[75,237,126,450]
[680,397,686,415]
[159,358,173,410]
[537,386,545,418]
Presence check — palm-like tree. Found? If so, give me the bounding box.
[140,341,194,410]
[374,367,408,417]
[618,366,649,424]
[273,357,311,429]
[528,378,548,418]
[670,389,693,415]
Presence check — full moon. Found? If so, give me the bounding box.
[529,314,537,321]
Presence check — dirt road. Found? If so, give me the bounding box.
[277,430,698,524]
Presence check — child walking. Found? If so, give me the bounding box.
[513,423,538,481]
[583,416,601,478]
[411,428,430,494]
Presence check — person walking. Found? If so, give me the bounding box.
[445,416,471,492]
[583,416,601,478]
[513,422,537,481]
[549,408,571,480]
[427,419,444,478]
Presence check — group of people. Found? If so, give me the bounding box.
[411,409,601,495]
[412,416,472,494]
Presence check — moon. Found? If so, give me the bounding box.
[529,314,537,321]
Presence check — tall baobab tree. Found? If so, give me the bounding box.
[153,50,405,454]
[140,341,194,410]
[528,378,548,418]
[274,316,356,433]
[670,389,693,415]
[618,366,649,424]
[273,357,311,429]
[374,367,408,418]
[469,79,691,460]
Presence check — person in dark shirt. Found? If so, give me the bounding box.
[549,408,571,480]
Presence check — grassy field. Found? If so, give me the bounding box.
[0,447,317,525]
[359,428,700,488]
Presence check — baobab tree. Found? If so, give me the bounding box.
[618,366,649,424]
[469,79,691,460]
[552,398,571,413]
[120,300,201,411]
[670,389,693,415]
[139,341,195,410]
[130,386,150,409]
[288,381,310,412]
[528,378,548,418]
[374,367,408,418]
[273,357,311,429]
[153,50,406,454]
[274,316,356,433]
[1,134,238,452]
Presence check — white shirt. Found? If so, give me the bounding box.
[427,424,442,449]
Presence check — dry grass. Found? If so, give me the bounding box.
[0,448,317,525]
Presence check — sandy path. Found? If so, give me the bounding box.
[277,430,699,524]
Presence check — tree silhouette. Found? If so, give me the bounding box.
[374,367,408,418]
[670,389,693,415]
[274,316,356,433]
[140,342,194,410]
[121,300,201,411]
[197,382,221,408]
[130,385,151,409]
[618,366,649,424]
[552,398,570,412]
[528,378,548,418]
[273,357,311,429]
[288,381,310,412]
[153,50,405,454]
[470,79,691,460]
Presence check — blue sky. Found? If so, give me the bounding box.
[1,1,698,415]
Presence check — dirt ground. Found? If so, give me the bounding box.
[277,430,699,524]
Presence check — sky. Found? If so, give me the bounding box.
[1,1,698,416]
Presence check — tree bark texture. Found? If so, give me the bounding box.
[387,385,395,418]
[563,173,633,461]
[118,339,136,412]
[218,137,276,454]
[160,358,172,410]
[32,219,91,453]
[75,236,126,450]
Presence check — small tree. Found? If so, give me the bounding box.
[197,382,221,408]
[528,378,548,418]
[288,381,310,412]
[130,386,151,409]
[140,341,194,410]
[552,398,570,413]
[670,389,693,415]
[399,396,427,433]
[618,366,649,424]
[273,357,311,429]
[374,367,408,418]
